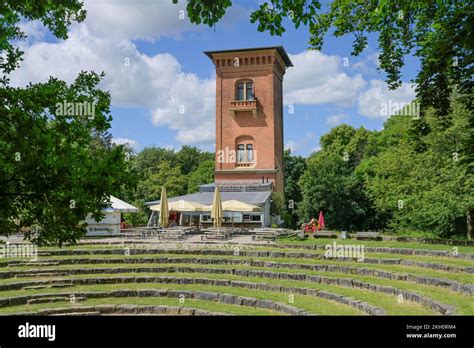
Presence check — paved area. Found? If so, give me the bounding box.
[0,234,276,246]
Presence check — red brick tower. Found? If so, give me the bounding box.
[205,47,293,194]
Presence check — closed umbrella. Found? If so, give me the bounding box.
[211,186,223,227]
[318,211,325,231]
[159,187,169,228]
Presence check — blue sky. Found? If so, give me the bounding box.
[12,0,420,157]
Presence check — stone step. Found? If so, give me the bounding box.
[27,297,69,304]
[8,262,59,267]
[49,283,73,288]
[202,236,229,241]
[19,272,67,277]
[23,285,48,290]
[52,311,100,316]
[27,296,86,305]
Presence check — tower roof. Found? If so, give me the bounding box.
[204,46,293,67]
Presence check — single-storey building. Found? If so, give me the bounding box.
[146,183,272,228]
[85,196,138,235]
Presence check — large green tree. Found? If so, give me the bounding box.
[364,97,473,238]
[187,159,215,193]
[177,145,214,175]
[119,146,215,226]
[0,1,131,245]
[298,125,380,231]
[283,149,306,228]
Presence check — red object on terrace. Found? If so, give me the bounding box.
[318,211,325,231]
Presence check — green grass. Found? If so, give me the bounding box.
[23,244,474,267]
[1,239,472,316]
[0,282,363,316]
[278,237,474,254]
[0,296,280,315]
[0,271,437,315]
[3,253,473,284]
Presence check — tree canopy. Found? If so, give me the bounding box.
[0,1,133,245]
[183,1,472,112]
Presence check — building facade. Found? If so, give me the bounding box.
[204,47,293,193]
[147,47,292,227]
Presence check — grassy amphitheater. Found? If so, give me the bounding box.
[0,236,473,316]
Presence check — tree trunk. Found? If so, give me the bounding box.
[467,209,472,240]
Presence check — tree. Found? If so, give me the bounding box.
[270,191,285,219]
[119,146,215,225]
[283,149,306,228]
[298,125,378,231]
[130,147,177,180]
[182,0,474,165]
[0,1,86,84]
[0,2,132,245]
[177,145,214,175]
[187,159,215,193]
[364,97,474,238]
[135,161,188,204]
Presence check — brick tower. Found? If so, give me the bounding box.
[204,47,293,194]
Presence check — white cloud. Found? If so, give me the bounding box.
[284,51,366,107]
[82,0,194,41]
[82,0,247,42]
[112,137,139,150]
[326,113,348,126]
[9,25,216,144]
[357,80,416,119]
[351,52,380,74]
[285,140,300,154]
[18,20,46,42]
[6,0,251,146]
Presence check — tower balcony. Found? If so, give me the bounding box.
[229,99,257,118]
[235,161,255,168]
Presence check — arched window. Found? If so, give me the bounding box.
[246,144,253,162]
[237,144,245,162]
[246,82,254,100]
[237,83,244,101]
[236,80,254,101]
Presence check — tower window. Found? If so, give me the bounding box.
[237,143,254,163]
[237,83,244,101]
[246,144,253,162]
[236,81,254,101]
[246,82,254,101]
[237,144,245,162]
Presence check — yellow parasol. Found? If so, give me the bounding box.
[158,186,169,228]
[211,186,223,227]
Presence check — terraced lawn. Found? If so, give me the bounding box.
[0,239,472,316]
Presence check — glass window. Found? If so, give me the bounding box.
[242,214,261,222]
[246,144,253,162]
[251,215,261,222]
[237,144,245,162]
[237,83,244,100]
[236,81,254,101]
[246,82,254,100]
